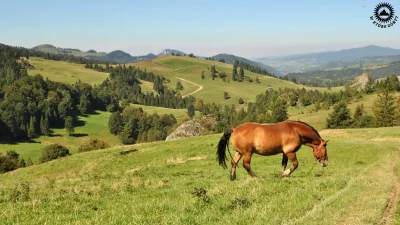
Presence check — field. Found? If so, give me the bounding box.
[134,55,342,105]
[0,104,195,163]
[0,111,120,163]
[1,127,400,224]
[27,57,109,85]
[289,93,400,130]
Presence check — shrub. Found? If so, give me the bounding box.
[78,139,110,152]
[40,144,70,163]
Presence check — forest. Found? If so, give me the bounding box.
[286,61,400,87]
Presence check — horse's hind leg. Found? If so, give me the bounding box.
[242,154,257,178]
[230,152,242,181]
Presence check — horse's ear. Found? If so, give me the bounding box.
[325,140,329,143]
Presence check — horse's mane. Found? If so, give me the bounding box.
[287,120,321,138]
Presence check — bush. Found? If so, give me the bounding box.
[40,144,70,163]
[78,139,110,152]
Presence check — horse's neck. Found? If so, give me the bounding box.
[294,124,321,145]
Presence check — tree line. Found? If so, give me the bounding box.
[326,76,400,128]
[287,61,400,88]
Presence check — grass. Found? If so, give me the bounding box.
[288,93,400,130]
[131,104,198,123]
[133,55,342,105]
[139,79,157,94]
[0,111,119,163]
[0,105,197,163]
[1,127,400,224]
[27,57,109,85]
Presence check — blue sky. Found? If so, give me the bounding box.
[0,0,399,58]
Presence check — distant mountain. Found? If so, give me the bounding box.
[158,49,187,56]
[257,45,400,74]
[212,53,281,76]
[32,44,157,64]
[284,45,400,62]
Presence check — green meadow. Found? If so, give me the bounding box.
[134,55,343,105]
[0,111,119,163]
[1,127,400,224]
[27,57,109,85]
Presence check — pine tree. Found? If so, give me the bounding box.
[108,111,123,135]
[65,116,75,136]
[373,87,396,127]
[27,116,36,138]
[211,65,216,80]
[224,92,230,100]
[78,95,91,114]
[187,104,195,118]
[239,67,244,81]
[232,67,237,81]
[271,99,288,122]
[353,104,365,121]
[326,101,352,128]
[176,81,184,90]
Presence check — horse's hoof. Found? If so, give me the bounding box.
[230,175,236,181]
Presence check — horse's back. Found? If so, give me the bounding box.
[231,122,294,155]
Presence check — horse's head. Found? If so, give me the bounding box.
[313,140,328,167]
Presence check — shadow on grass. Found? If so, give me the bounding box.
[70,133,88,137]
[0,138,41,145]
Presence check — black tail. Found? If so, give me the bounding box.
[217,129,233,169]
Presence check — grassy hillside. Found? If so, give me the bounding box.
[134,55,342,105]
[0,103,196,163]
[27,57,109,85]
[0,111,119,162]
[289,93,400,130]
[1,127,400,224]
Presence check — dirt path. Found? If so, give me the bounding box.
[175,77,203,97]
[381,155,400,224]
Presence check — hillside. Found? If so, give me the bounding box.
[257,45,400,73]
[1,127,400,224]
[286,60,400,87]
[27,57,109,85]
[211,53,281,76]
[133,55,340,105]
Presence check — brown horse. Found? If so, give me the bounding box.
[216,120,328,180]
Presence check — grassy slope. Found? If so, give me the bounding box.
[134,55,342,105]
[1,127,400,224]
[0,111,120,163]
[289,93,400,130]
[131,104,199,123]
[28,57,109,85]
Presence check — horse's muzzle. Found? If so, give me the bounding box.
[320,160,328,167]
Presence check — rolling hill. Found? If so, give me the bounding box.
[133,55,340,105]
[1,126,400,224]
[31,44,157,64]
[211,53,281,76]
[27,57,109,85]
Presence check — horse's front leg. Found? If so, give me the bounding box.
[281,154,288,174]
[281,152,298,177]
[230,152,242,181]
